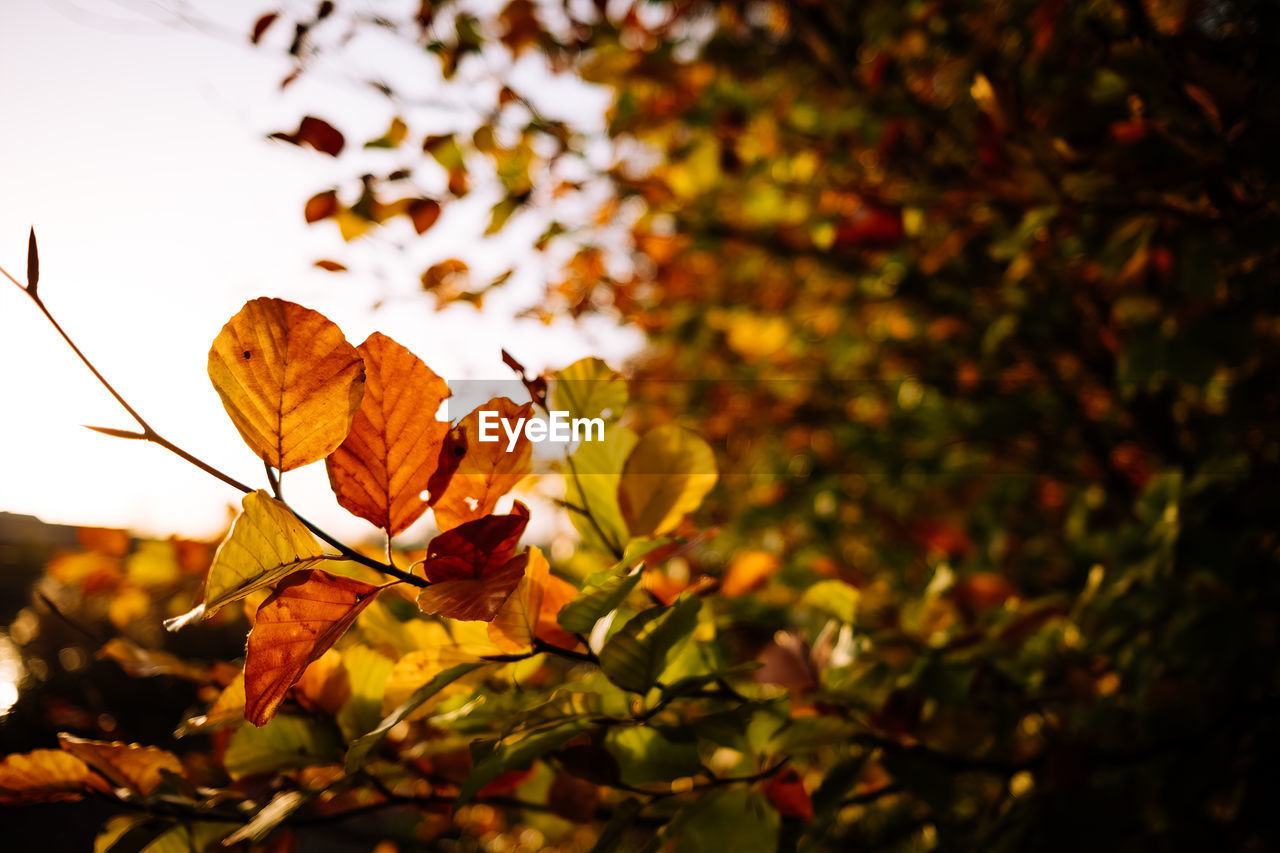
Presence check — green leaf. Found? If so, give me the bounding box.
[224,714,341,780]
[458,719,592,806]
[564,423,638,555]
[336,645,395,741]
[605,727,702,785]
[557,539,670,634]
[801,580,859,623]
[345,662,483,772]
[552,357,627,424]
[668,789,779,853]
[586,798,643,853]
[599,596,701,694]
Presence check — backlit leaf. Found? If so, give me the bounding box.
[618,426,717,537]
[488,546,580,651]
[599,596,702,693]
[166,490,329,628]
[243,568,382,726]
[325,332,451,535]
[57,735,184,796]
[0,750,109,803]
[556,539,670,634]
[605,727,702,786]
[552,357,627,424]
[415,503,530,621]
[345,662,484,772]
[224,714,341,780]
[565,423,637,555]
[208,297,365,472]
[431,397,534,530]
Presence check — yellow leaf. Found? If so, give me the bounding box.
[0,750,109,803]
[208,297,365,472]
[618,425,718,537]
[326,332,451,535]
[552,357,627,424]
[432,397,534,530]
[57,735,184,796]
[167,490,330,628]
[488,547,580,652]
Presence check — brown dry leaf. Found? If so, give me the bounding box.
[243,569,382,726]
[304,190,339,223]
[431,397,534,530]
[0,750,109,804]
[489,546,580,651]
[408,198,442,234]
[57,734,184,796]
[208,297,365,472]
[325,332,451,536]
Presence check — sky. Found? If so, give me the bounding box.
[0,0,639,542]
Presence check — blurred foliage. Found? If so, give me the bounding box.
[249,0,1280,847]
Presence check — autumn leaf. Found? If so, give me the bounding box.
[415,503,530,621]
[763,768,814,820]
[269,115,345,156]
[431,397,534,530]
[618,425,718,537]
[56,735,185,797]
[243,568,382,726]
[304,189,339,223]
[166,490,331,629]
[208,298,365,472]
[408,198,442,234]
[325,332,451,536]
[488,546,580,651]
[0,750,109,804]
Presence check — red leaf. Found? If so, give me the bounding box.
[251,12,279,45]
[244,569,381,726]
[764,768,813,820]
[415,504,530,621]
[270,116,345,156]
[408,198,442,234]
[304,190,339,223]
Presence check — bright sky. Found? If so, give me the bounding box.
[0,0,639,542]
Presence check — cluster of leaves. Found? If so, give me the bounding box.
[242,0,1280,849]
[4,290,882,851]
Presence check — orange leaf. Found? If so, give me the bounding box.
[763,768,813,820]
[408,198,442,234]
[720,550,779,597]
[0,750,109,804]
[416,504,530,621]
[244,569,381,726]
[208,298,365,472]
[56,735,184,796]
[325,333,451,536]
[431,397,534,530]
[489,546,580,651]
[304,190,339,223]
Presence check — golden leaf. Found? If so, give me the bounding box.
[57,735,184,796]
[431,397,534,530]
[208,297,365,472]
[0,750,109,804]
[243,569,381,726]
[326,332,451,535]
[618,425,718,537]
